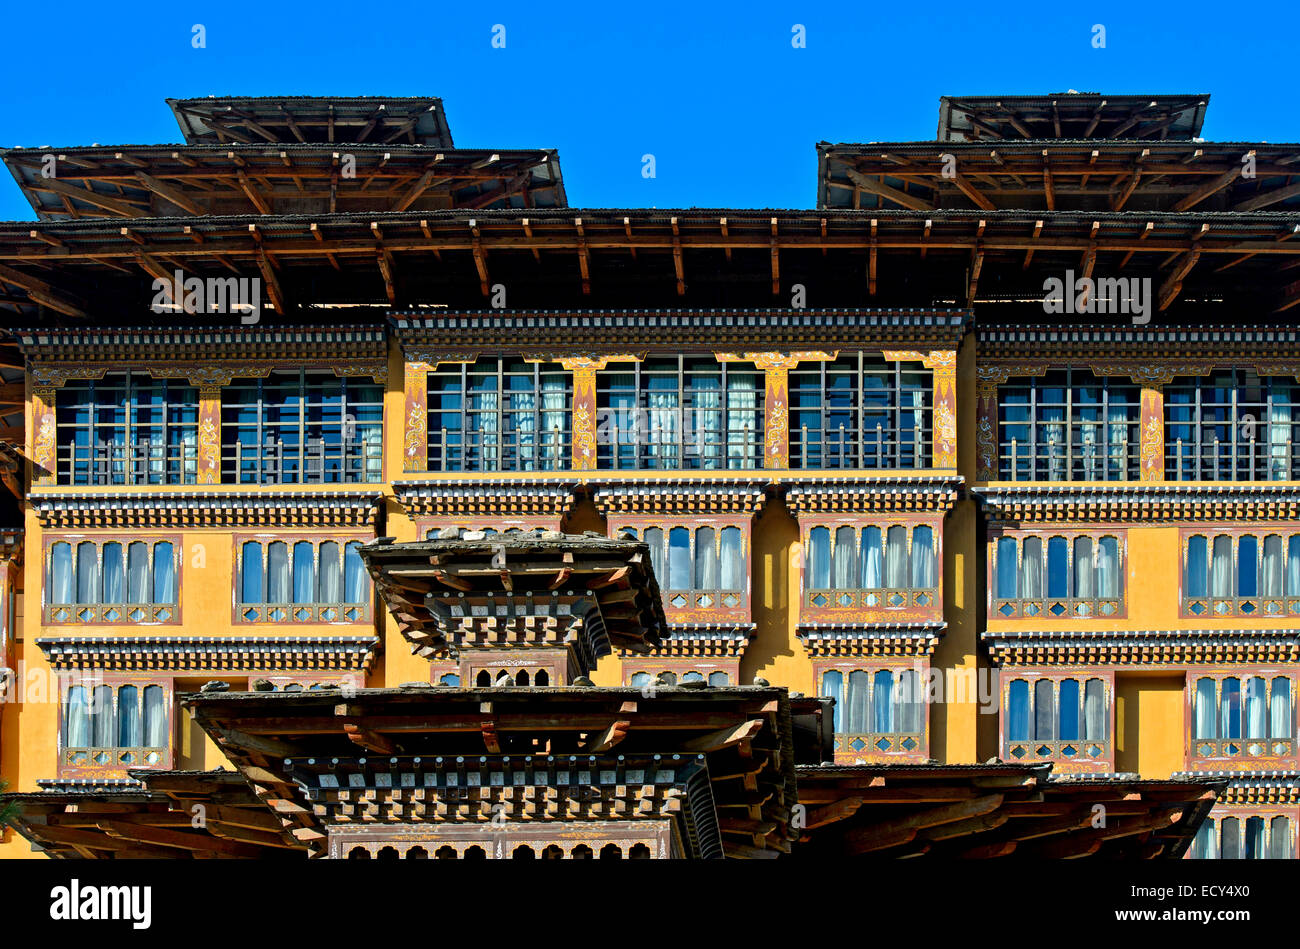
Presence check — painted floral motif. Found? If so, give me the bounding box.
[198,417,220,483]
[404,402,427,463]
[934,401,957,468]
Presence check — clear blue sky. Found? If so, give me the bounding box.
[0,1,1292,220]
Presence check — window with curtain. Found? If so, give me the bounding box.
[1184,530,1300,616]
[1193,674,1295,760]
[634,523,747,609]
[992,533,1123,617]
[789,354,932,469]
[596,357,763,470]
[805,523,938,609]
[997,369,1140,481]
[1166,369,1300,481]
[427,359,570,473]
[62,681,170,771]
[56,373,199,486]
[223,370,383,484]
[1004,676,1110,761]
[45,537,180,624]
[822,667,925,755]
[1190,815,1294,859]
[237,537,370,623]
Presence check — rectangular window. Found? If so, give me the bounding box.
[619,524,747,614]
[1167,370,1298,481]
[597,357,763,471]
[997,369,1140,481]
[222,370,383,484]
[56,373,199,486]
[992,531,1124,618]
[44,537,180,625]
[1191,674,1294,762]
[427,358,570,473]
[62,680,171,775]
[820,666,924,759]
[803,523,937,610]
[789,355,930,469]
[1189,814,1295,859]
[1004,674,1110,765]
[1183,529,1300,618]
[236,536,371,623]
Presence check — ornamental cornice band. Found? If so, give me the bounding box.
[593,481,767,517]
[784,477,962,515]
[35,635,380,672]
[975,324,1300,362]
[390,308,970,351]
[1173,771,1300,806]
[15,325,388,361]
[983,628,1300,666]
[392,480,578,519]
[618,623,755,659]
[975,484,1300,523]
[29,490,382,530]
[796,621,946,657]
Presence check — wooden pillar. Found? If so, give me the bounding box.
[1140,384,1165,482]
[927,350,958,470]
[560,357,606,471]
[197,385,222,484]
[761,359,791,470]
[403,359,430,473]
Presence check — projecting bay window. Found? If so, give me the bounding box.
[992,533,1123,618]
[55,374,199,485]
[1167,370,1299,481]
[596,358,763,471]
[1190,815,1294,859]
[1183,531,1300,617]
[62,681,171,775]
[428,359,570,472]
[236,537,371,623]
[1005,676,1109,764]
[222,370,383,484]
[45,538,179,625]
[998,370,1140,481]
[789,355,930,469]
[803,524,937,611]
[821,668,924,757]
[625,525,747,612]
[1191,675,1294,761]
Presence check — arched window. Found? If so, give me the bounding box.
[1046,537,1069,598]
[1097,536,1120,600]
[318,541,341,604]
[1058,678,1080,741]
[1021,536,1043,598]
[117,685,140,748]
[534,669,549,686]
[267,541,289,603]
[344,542,367,603]
[241,542,264,604]
[1194,677,1217,739]
[1084,679,1106,741]
[76,542,99,604]
[1072,537,1094,600]
[439,674,461,687]
[681,671,704,684]
[1221,677,1242,739]
[1210,535,1233,599]
[630,672,650,689]
[1238,534,1259,598]
[708,671,729,687]
[1269,817,1292,860]
[292,541,315,603]
[1263,534,1285,597]
[1245,677,1268,739]
[143,685,166,748]
[644,528,665,587]
[102,543,124,604]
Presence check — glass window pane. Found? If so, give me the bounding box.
[143,685,167,747]
[102,543,124,604]
[1186,535,1208,598]
[911,526,935,589]
[708,671,729,687]
[719,527,743,591]
[694,527,717,590]
[859,526,882,589]
[318,541,341,602]
[89,684,113,747]
[50,542,73,605]
[667,527,691,590]
[1271,677,1293,740]
[1058,678,1080,741]
[822,670,843,733]
[241,542,263,603]
[1194,677,1217,739]
[1238,535,1259,597]
[1211,535,1233,598]
[1097,537,1120,598]
[1007,679,1029,742]
[344,542,367,603]
[1221,677,1242,739]
[832,526,857,589]
[885,526,908,588]
[152,542,175,604]
[846,670,869,734]
[1034,679,1055,740]
[1246,677,1268,739]
[127,541,149,603]
[1269,817,1291,860]
[644,528,665,589]
[76,542,100,604]
[1047,537,1069,598]
[1021,536,1043,598]
[807,527,830,590]
[996,537,1018,599]
[872,670,894,734]
[65,685,89,747]
[1220,818,1241,859]
[1073,537,1094,599]
[1084,679,1106,741]
[292,541,315,603]
[267,542,289,603]
[117,684,140,747]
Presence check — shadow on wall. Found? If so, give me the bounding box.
[741,496,802,690]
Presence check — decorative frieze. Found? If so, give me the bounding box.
[982,628,1300,666]
[796,621,946,658]
[976,484,1300,523]
[785,476,961,515]
[29,490,382,530]
[35,635,380,673]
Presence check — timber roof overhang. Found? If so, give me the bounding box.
[182,684,805,858]
[2,144,565,220]
[792,761,1223,858]
[817,138,1300,214]
[358,532,670,658]
[167,96,454,147]
[982,627,1300,665]
[393,479,578,521]
[28,488,383,530]
[389,307,970,351]
[1173,770,1299,806]
[936,94,1210,143]
[974,484,1300,522]
[976,322,1300,365]
[785,476,963,515]
[35,635,380,673]
[14,323,387,363]
[1,769,304,859]
[3,208,1299,322]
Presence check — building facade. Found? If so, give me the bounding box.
[0,91,1295,858]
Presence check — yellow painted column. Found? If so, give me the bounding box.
[1140,383,1165,481]
[30,384,57,486]
[560,357,607,471]
[196,384,222,484]
[402,360,429,473]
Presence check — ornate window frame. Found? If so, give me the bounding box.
[1179,525,1300,619]
[232,532,374,625]
[1185,669,1296,767]
[1000,669,1114,773]
[988,528,1127,620]
[43,533,182,626]
[59,674,176,779]
[812,657,929,763]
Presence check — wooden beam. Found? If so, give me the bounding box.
[1233,179,1300,212]
[680,719,764,753]
[1172,165,1243,211]
[844,167,936,211]
[582,720,631,753]
[0,261,88,317]
[1159,249,1201,310]
[134,172,205,214]
[30,177,147,217]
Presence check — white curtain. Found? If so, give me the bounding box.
[832,526,857,590]
[128,542,149,603]
[719,528,743,591]
[510,379,536,471]
[1073,537,1094,599]
[726,372,758,468]
[1272,677,1293,739]
[293,541,316,603]
[1263,535,1284,597]
[1246,677,1268,739]
[117,684,140,747]
[885,526,908,589]
[65,686,89,747]
[1022,536,1043,598]
[182,428,198,484]
[1108,401,1129,479]
[692,372,722,469]
[1289,536,1300,597]
[76,542,99,605]
[1271,384,1293,480]
[344,542,367,603]
[647,376,678,469]
[806,527,830,589]
[50,543,73,604]
[644,528,666,588]
[872,670,894,734]
[897,670,921,733]
[996,537,1018,599]
[1186,535,1208,598]
[152,542,175,605]
[143,685,167,747]
[1269,817,1290,860]
[267,542,289,603]
[694,527,718,590]
[846,670,869,734]
[470,376,499,470]
[859,527,883,589]
[540,375,566,470]
[102,543,124,604]
[241,542,263,604]
[1210,535,1233,598]
[822,671,843,733]
[318,541,341,603]
[1194,678,1217,738]
[1034,679,1055,740]
[667,527,691,590]
[1084,679,1106,741]
[90,685,113,747]
[911,526,936,589]
[1096,537,1119,598]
